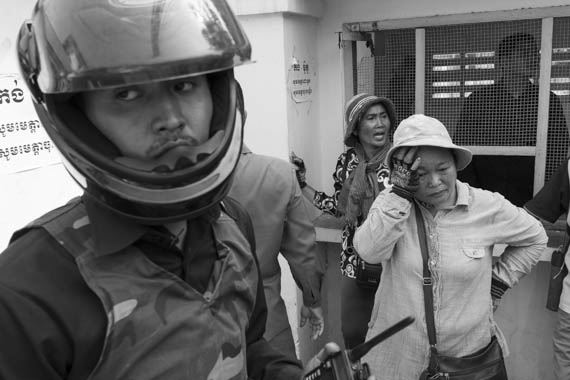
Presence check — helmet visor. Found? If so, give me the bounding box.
[33,0,251,93]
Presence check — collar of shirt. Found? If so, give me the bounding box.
[455,180,470,208]
[83,195,177,254]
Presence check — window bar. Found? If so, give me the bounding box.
[415,28,425,113]
[340,30,356,142]
[535,17,554,193]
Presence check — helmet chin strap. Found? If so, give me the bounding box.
[114,131,224,172]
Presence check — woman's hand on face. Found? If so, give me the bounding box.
[389,146,421,200]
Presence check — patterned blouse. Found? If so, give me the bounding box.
[312,148,390,278]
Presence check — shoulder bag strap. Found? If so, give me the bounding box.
[414,203,440,372]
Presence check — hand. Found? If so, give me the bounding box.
[389,146,421,200]
[304,342,341,375]
[300,305,324,340]
[290,151,307,189]
[304,342,376,380]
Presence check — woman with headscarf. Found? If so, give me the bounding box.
[291,93,397,349]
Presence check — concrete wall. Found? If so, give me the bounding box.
[283,13,321,176]
[0,0,81,250]
[233,13,289,158]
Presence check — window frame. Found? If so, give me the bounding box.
[340,5,570,193]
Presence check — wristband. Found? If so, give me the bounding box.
[491,277,510,300]
[391,185,414,201]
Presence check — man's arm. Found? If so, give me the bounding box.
[245,242,304,380]
[0,282,69,380]
[281,163,324,339]
[281,165,323,305]
[223,196,304,379]
[0,229,105,380]
[524,157,570,223]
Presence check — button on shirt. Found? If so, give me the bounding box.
[354,181,547,380]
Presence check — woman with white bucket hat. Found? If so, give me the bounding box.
[354,114,547,379]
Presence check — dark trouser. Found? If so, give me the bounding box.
[267,326,298,362]
[340,274,377,349]
[554,308,570,380]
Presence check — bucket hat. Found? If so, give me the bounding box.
[344,93,396,147]
[386,114,472,171]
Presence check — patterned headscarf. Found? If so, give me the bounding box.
[337,94,396,226]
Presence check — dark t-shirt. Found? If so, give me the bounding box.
[525,158,570,225]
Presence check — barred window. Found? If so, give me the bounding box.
[348,14,570,206]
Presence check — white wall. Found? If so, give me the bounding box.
[2,0,34,74]
[0,0,81,250]
[283,13,322,199]
[234,14,290,159]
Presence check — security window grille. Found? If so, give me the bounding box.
[356,29,415,127]
[551,17,570,179]
[350,16,570,207]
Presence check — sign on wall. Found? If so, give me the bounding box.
[289,56,314,103]
[0,74,60,175]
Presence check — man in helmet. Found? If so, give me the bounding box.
[0,0,304,378]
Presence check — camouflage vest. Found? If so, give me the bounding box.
[27,199,258,380]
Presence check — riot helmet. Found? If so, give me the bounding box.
[17,0,251,224]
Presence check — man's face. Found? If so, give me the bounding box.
[355,103,391,152]
[80,75,213,170]
[414,146,457,210]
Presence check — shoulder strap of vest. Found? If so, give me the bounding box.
[220,197,256,253]
[10,197,94,259]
